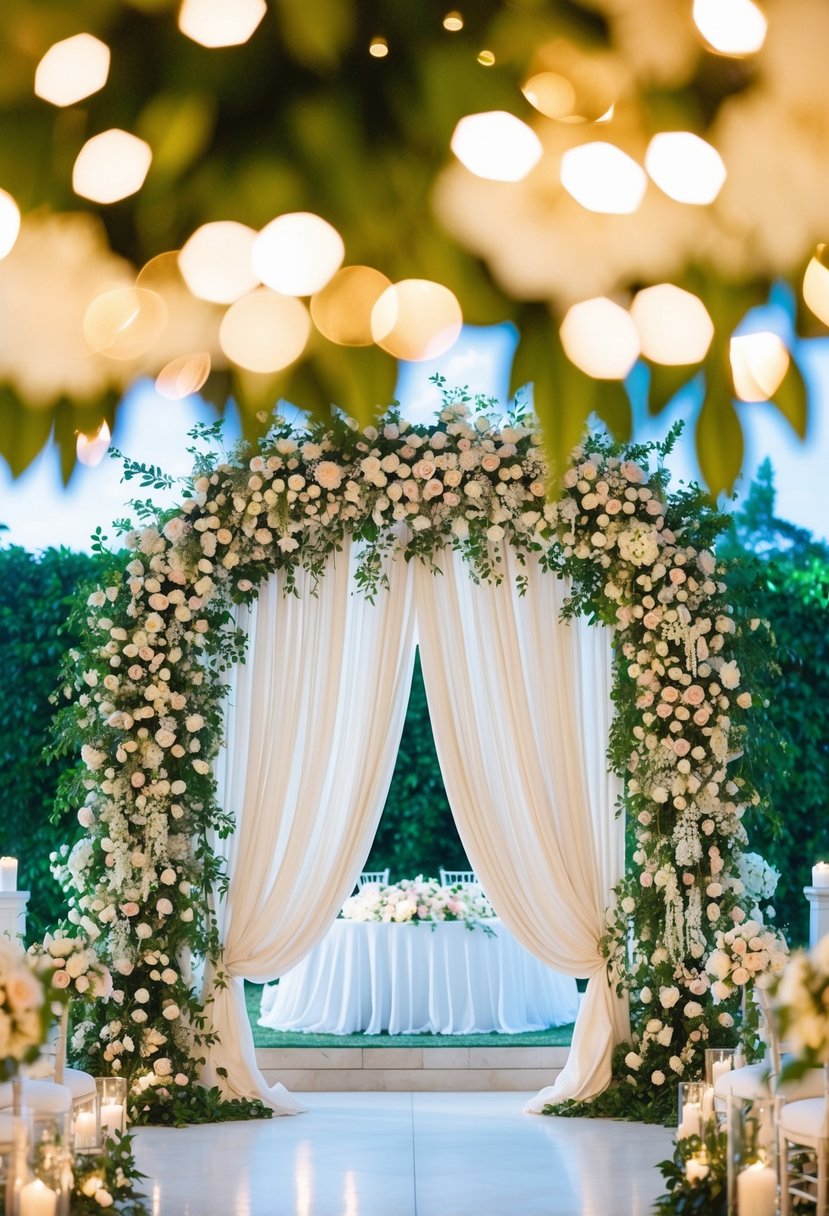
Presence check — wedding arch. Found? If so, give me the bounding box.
[52,381,782,1125]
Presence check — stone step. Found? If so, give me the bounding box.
[255,1044,569,1092]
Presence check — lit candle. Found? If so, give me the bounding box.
[74,1110,97,1150]
[736,1161,776,1216]
[100,1102,124,1137]
[685,1155,710,1183]
[0,856,18,891]
[18,1178,58,1216]
[701,1086,714,1122]
[712,1058,732,1089]
[677,1101,702,1140]
[812,862,829,888]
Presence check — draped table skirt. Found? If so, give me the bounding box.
[258,919,580,1036]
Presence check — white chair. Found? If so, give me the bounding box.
[439,868,477,887]
[358,869,389,888]
[716,987,824,1107]
[778,1063,829,1215]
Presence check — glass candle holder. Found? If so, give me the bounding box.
[706,1047,737,1089]
[96,1077,127,1140]
[72,1094,99,1155]
[12,1113,71,1216]
[677,1081,705,1140]
[729,1095,778,1216]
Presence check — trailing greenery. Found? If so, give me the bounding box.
[653,1122,728,1216]
[0,544,105,940]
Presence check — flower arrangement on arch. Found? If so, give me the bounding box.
[28,931,113,1005]
[770,938,829,1066]
[341,876,494,927]
[0,937,65,1082]
[705,921,789,1003]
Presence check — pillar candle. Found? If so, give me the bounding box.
[701,1086,714,1122]
[100,1102,124,1136]
[0,857,18,891]
[712,1059,732,1088]
[812,862,829,888]
[18,1178,58,1216]
[736,1162,776,1216]
[677,1101,701,1140]
[74,1110,97,1150]
[685,1156,710,1183]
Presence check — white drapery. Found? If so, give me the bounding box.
[414,547,629,1107]
[201,541,416,1111]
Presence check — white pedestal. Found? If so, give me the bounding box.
[0,891,29,941]
[804,886,829,948]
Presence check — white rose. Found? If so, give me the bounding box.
[659,985,680,1010]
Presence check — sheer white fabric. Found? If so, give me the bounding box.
[414,547,629,1107]
[201,542,416,1111]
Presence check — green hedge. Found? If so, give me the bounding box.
[0,544,105,940]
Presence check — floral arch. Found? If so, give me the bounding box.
[52,382,785,1125]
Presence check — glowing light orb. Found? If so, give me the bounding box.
[371,279,463,361]
[0,189,21,260]
[178,222,258,304]
[369,37,388,58]
[450,111,543,182]
[310,266,392,346]
[560,298,640,379]
[73,130,152,204]
[83,287,168,360]
[155,352,212,399]
[803,250,829,328]
[219,288,311,373]
[730,332,790,401]
[630,285,714,365]
[693,0,767,55]
[560,142,647,215]
[76,421,111,467]
[252,212,345,297]
[34,33,111,107]
[178,0,266,47]
[645,132,726,205]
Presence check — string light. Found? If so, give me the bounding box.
[73,130,152,204]
[730,332,790,401]
[0,189,21,260]
[252,212,345,297]
[178,222,258,304]
[630,285,714,365]
[560,298,640,379]
[83,287,168,360]
[155,352,212,399]
[76,421,111,467]
[693,0,767,56]
[34,34,111,107]
[310,266,392,346]
[645,133,726,205]
[560,142,647,215]
[477,50,495,66]
[371,279,463,361]
[450,111,543,182]
[369,37,389,58]
[178,0,267,48]
[802,247,829,327]
[443,13,463,32]
[219,288,311,373]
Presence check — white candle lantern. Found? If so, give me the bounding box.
[812,862,829,888]
[72,1095,99,1155]
[729,1095,778,1216]
[705,1046,737,1089]
[677,1081,705,1140]
[11,1113,71,1216]
[96,1076,127,1140]
[0,856,18,891]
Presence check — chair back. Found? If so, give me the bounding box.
[358,869,389,888]
[439,868,477,887]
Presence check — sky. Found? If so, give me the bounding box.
[0,322,827,553]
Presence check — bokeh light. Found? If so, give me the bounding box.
[369,37,389,58]
[155,352,212,399]
[34,34,111,107]
[450,111,543,182]
[802,250,829,328]
[178,0,267,48]
[477,50,495,67]
[219,288,311,373]
[76,421,111,467]
[522,72,578,122]
[730,332,790,401]
[83,287,168,360]
[72,130,152,204]
[630,284,714,365]
[645,132,726,205]
[178,222,258,304]
[560,297,640,379]
[371,279,463,361]
[560,142,647,214]
[252,212,345,297]
[443,12,464,32]
[0,189,21,260]
[693,0,767,56]
[310,266,392,346]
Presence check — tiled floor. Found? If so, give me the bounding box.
[134,1092,673,1216]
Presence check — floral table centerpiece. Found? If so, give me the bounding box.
[341,876,494,929]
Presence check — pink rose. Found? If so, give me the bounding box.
[656,703,673,719]
[693,708,710,726]
[481,454,500,473]
[673,738,691,756]
[661,687,679,703]
[683,685,705,706]
[412,459,436,480]
[130,772,146,788]
[121,903,139,917]
[423,478,444,500]
[640,872,653,887]
[669,568,686,585]
[314,461,344,491]
[52,968,71,989]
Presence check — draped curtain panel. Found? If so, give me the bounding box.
[201,540,416,1111]
[414,547,629,1107]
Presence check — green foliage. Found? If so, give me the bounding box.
[366,651,469,880]
[0,543,106,940]
[720,460,829,945]
[653,1123,729,1216]
[71,1132,149,1216]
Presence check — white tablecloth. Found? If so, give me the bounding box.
[258,919,580,1035]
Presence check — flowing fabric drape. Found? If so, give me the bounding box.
[414,547,629,1106]
[201,542,416,1111]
